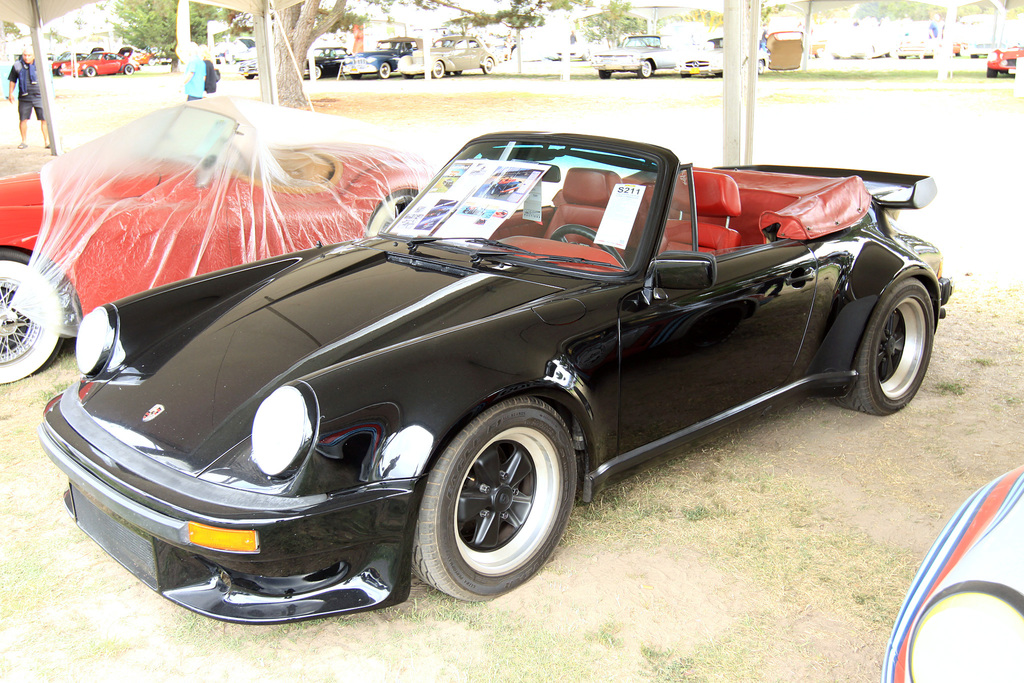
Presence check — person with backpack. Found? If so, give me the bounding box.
[183,43,207,101]
[203,55,219,95]
[6,47,49,149]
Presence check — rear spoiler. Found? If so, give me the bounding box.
[716,164,937,210]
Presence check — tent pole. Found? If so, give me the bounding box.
[254,3,277,104]
[723,0,743,165]
[744,0,759,165]
[802,2,813,70]
[29,0,61,155]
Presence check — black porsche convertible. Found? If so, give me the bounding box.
[40,132,953,623]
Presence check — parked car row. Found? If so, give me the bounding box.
[50,46,150,77]
[239,46,350,80]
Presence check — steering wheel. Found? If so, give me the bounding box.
[549,224,626,267]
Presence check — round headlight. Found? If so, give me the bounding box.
[76,306,116,376]
[251,385,315,477]
[911,590,1024,682]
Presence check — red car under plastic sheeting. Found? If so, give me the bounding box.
[0,97,432,383]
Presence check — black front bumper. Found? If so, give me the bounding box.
[39,392,423,624]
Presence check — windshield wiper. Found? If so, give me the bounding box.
[406,236,536,258]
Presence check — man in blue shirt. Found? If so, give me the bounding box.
[6,47,49,149]
[183,43,207,101]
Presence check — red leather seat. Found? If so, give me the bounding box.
[662,220,742,252]
[545,168,622,239]
[662,170,742,252]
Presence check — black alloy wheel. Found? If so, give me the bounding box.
[839,279,934,415]
[413,397,576,600]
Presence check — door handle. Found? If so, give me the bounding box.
[786,268,814,288]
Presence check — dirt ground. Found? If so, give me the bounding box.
[2,63,1023,680]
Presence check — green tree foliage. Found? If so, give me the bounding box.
[580,1,647,47]
[411,0,587,31]
[670,9,723,31]
[113,0,226,68]
[854,2,944,21]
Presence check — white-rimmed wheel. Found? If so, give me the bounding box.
[431,60,446,79]
[414,397,576,600]
[0,249,64,384]
[365,189,418,236]
[839,279,934,415]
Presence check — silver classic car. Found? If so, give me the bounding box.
[592,35,682,79]
[397,35,497,79]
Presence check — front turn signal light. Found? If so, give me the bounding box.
[188,522,260,553]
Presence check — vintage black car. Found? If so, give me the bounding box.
[342,37,421,80]
[238,46,349,80]
[40,132,952,624]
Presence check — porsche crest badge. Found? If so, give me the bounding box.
[142,404,166,422]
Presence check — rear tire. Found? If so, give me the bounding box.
[413,397,576,601]
[838,279,934,415]
[378,62,391,79]
[123,64,135,75]
[482,57,495,74]
[0,249,64,384]
[598,70,611,80]
[83,66,97,77]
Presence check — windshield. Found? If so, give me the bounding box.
[384,138,662,273]
[623,36,662,49]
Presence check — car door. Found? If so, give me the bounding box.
[450,39,473,70]
[101,54,120,75]
[615,231,819,455]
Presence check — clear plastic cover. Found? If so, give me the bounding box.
[15,97,434,336]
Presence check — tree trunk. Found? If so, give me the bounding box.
[273,3,314,108]
[274,0,352,108]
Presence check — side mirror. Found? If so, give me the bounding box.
[643,252,716,303]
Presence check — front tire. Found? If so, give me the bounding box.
[638,60,654,78]
[413,397,576,601]
[598,69,611,80]
[431,61,446,79]
[365,189,417,236]
[838,279,934,415]
[0,249,64,384]
[986,67,998,78]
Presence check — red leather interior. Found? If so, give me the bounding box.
[690,170,742,218]
[661,220,741,253]
[502,235,622,271]
[664,170,743,252]
[545,168,622,239]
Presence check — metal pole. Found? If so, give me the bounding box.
[29,0,61,155]
[253,5,277,104]
[802,2,813,70]
[723,0,743,165]
[744,0,760,165]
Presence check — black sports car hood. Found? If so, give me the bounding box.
[77,243,563,475]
